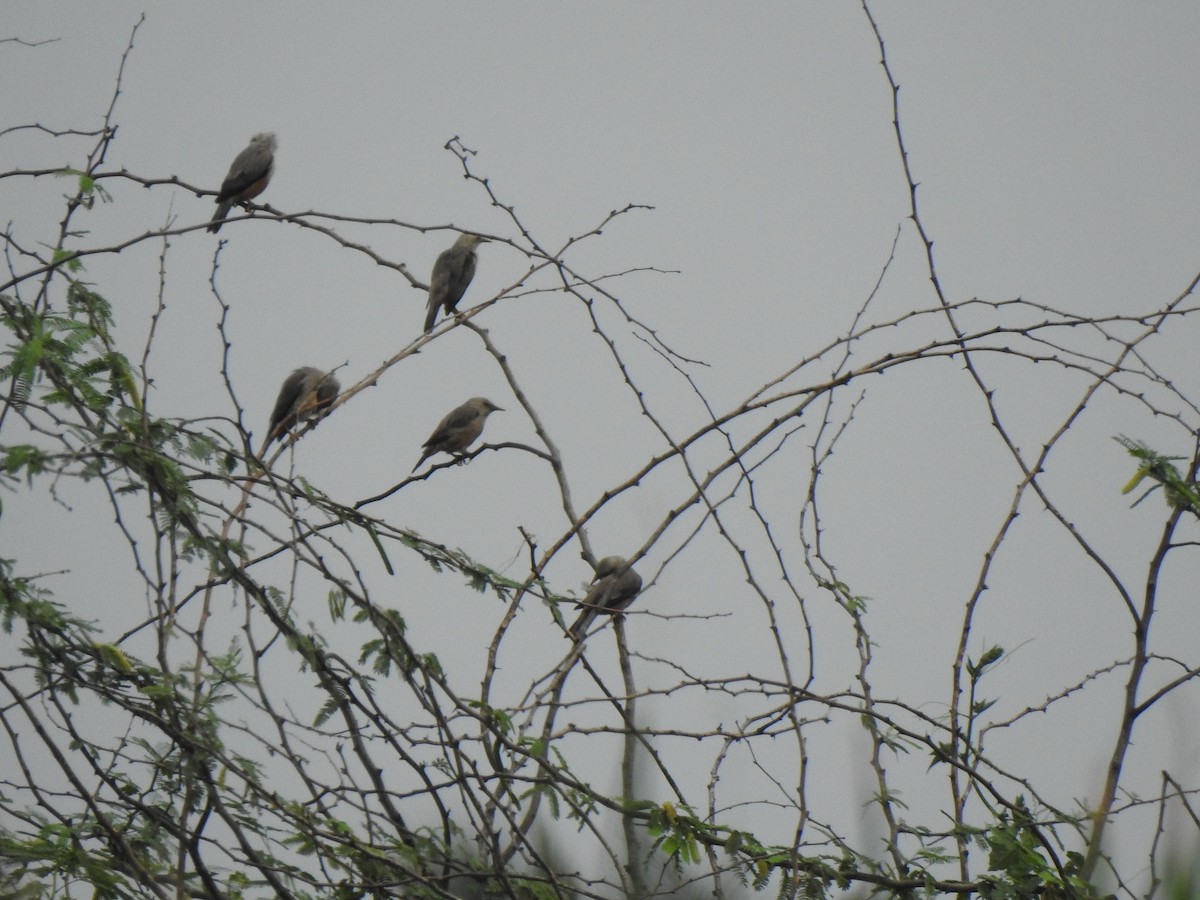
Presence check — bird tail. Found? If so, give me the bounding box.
[207,201,232,233]
[567,608,594,642]
[411,451,431,473]
[423,302,439,334]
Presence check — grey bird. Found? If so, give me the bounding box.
[264,367,339,449]
[208,132,277,233]
[423,233,488,333]
[567,556,643,642]
[412,397,502,472]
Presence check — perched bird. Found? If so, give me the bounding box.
[567,556,643,642]
[423,233,489,333]
[264,367,339,450]
[208,132,277,233]
[412,397,502,472]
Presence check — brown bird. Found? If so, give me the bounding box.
[208,132,277,233]
[412,397,502,472]
[264,367,339,450]
[423,233,488,333]
[567,556,643,642]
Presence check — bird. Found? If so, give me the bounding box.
[567,556,643,642]
[423,233,489,333]
[263,367,340,450]
[208,132,277,233]
[412,397,502,472]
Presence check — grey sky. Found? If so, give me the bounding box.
[4,2,1200,893]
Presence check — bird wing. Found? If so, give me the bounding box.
[314,375,339,409]
[218,142,273,202]
[424,251,455,331]
[588,568,642,615]
[443,251,477,312]
[428,247,458,306]
[431,246,477,311]
[606,569,643,612]
[267,369,316,441]
[433,403,480,438]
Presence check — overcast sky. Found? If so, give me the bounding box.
[4,3,1200,893]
